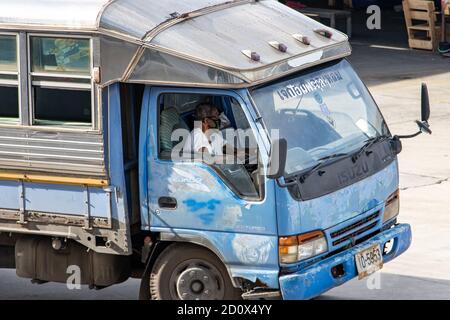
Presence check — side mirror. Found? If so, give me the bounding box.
[267,138,287,180]
[421,83,430,122]
[395,83,432,140]
[417,83,432,134]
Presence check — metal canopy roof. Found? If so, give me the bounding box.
[149,1,348,71]
[100,0,231,40]
[0,0,238,33]
[0,0,108,30]
[0,0,351,87]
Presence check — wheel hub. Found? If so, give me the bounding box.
[176,266,223,300]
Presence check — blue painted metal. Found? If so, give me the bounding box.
[138,85,408,291]
[274,161,399,272]
[279,223,412,300]
[140,86,277,235]
[139,86,281,285]
[0,81,408,290]
[139,86,151,230]
[148,162,277,234]
[325,203,383,252]
[26,183,112,218]
[0,84,134,255]
[0,180,19,210]
[0,79,410,292]
[107,83,131,228]
[0,180,112,219]
[275,160,399,236]
[0,84,130,227]
[153,227,280,288]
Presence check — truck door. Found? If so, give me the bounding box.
[139,87,279,282]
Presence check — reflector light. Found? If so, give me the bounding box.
[269,41,288,52]
[314,29,333,39]
[242,50,261,62]
[292,34,311,45]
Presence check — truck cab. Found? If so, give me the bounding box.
[0,0,430,300]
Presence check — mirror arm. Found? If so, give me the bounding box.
[275,176,299,188]
[275,178,288,188]
[395,120,432,140]
[417,120,432,135]
[394,131,422,140]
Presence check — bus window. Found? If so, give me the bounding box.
[29,36,92,127]
[0,34,19,124]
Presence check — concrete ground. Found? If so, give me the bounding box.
[323,9,450,299]
[0,10,449,300]
[321,45,450,300]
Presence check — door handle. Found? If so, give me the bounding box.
[158,197,177,209]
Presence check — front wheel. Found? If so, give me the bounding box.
[149,243,242,300]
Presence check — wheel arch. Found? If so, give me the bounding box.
[139,236,241,300]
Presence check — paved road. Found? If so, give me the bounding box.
[1,20,450,300]
[1,268,450,300]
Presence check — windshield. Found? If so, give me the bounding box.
[251,59,389,176]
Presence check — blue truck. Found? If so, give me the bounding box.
[0,0,431,300]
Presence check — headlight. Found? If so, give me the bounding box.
[279,231,328,264]
[383,189,400,223]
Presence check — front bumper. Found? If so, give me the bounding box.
[279,223,412,300]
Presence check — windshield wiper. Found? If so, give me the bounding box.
[317,152,349,161]
[299,136,390,183]
[294,153,349,184]
[352,135,390,163]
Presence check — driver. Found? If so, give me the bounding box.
[183,103,227,156]
[183,103,258,166]
[210,105,232,130]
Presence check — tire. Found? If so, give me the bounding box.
[149,243,242,300]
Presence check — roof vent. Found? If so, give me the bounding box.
[242,50,261,62]
[292,34,311,45]
[269,41,288,53]
[314,29,333,39]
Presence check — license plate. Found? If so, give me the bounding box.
[355,244,383,279]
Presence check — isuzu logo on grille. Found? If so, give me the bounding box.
[337,162,370,185]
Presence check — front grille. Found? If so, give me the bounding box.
[330,211,381,247]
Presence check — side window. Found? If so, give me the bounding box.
[158,93,208,157]
[30,36,92,127]
[157,93,262,200]
[0,34,19,124]
[229,97,250,130]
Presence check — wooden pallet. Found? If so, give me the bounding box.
[442,1,449,42]
[403,0,440,51]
